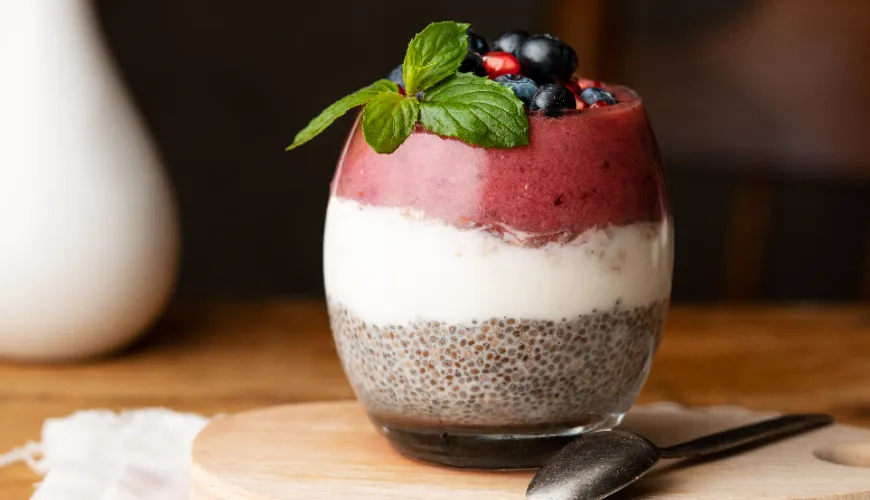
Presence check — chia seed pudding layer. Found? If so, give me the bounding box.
[328,299,666,428]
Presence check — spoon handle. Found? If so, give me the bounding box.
[658,413,833,459]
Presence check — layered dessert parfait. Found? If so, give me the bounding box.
[290,22,673,468]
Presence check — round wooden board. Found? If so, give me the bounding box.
[191,401,870,500]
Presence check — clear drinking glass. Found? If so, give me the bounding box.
[323,84,673,468]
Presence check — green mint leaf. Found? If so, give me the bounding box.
[286,79,399,150]
[362,93,421,154]
[402,21,470,95]
[419,73,530,149]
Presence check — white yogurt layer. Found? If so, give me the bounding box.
[323,196,673,325]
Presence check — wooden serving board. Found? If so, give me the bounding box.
[191,401,870,499]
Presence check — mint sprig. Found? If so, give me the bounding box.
[362,93,420,154]
[287,80,398,150]
[402,21,469,95]
[286,21,529,154]
[421,73,529,149]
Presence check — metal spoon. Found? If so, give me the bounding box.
[526,413,833,500]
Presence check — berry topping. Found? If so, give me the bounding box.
[517,34,579,83]
[288,21,531,153]
[529,83,576,113]
[458,52,488,77]
[579,87,618,106]
[494,74,539,105]
[467,29,490,54]
[387,64,404,86]
[482,52,520,79]
[588,101,611,108]
[493,30,530,56]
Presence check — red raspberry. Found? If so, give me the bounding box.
[482,52,520,79]
[589,100,611,108]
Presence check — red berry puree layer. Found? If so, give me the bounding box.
[333,85,667,245]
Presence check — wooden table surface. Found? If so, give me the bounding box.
[1,301,869,498]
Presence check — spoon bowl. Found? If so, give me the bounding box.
[526,414,833,500]
[527,431,659,500]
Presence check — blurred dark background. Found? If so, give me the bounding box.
[95,0,870,303]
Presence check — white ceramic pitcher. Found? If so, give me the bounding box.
[0,0,179,361]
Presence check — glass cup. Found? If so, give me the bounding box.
[323,84,673,469]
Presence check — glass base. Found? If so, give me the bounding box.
[372,412,624,469]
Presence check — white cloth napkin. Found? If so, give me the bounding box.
[0,409,209,500]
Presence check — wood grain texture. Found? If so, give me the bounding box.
[190,401,870,500]
[1,301,869,499]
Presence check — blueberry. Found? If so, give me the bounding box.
[387,64,404,87]
[493,30,529,56]
[495,74,539,105]
[579,87,618,106]
[459,52,487,77]
[529,83,576,114]
[467,28,490,54]
[517,34,578,83]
